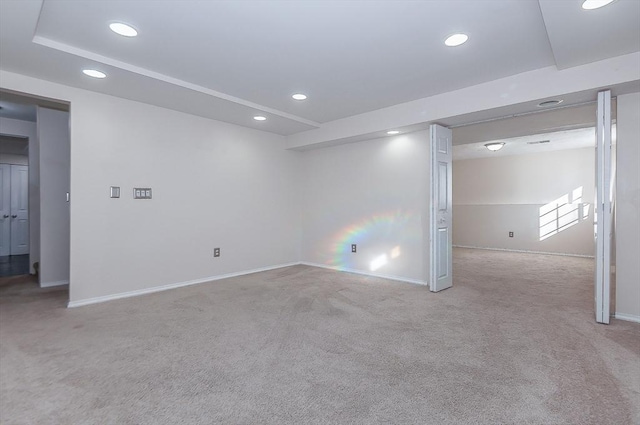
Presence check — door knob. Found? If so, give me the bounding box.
[11,215,17,218]
[2,214,8,218]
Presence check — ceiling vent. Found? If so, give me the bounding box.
[527,140,551,145]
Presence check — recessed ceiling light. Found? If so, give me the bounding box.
[292,93,307,101]
[387,130,400,135]
[485,142,505,151]
[109,22,138,37]
[582,0,615,10]
[444,33,469,47]
[253,116,267,121]
[82,69,107,79]
[537,99,563,107]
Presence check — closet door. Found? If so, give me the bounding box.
[0,164,10,256]
[10,165,29,255]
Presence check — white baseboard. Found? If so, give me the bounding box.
[453,245,595,259]
[67,262,300,308]
[300,261,427,286]
[614,313,640,324]
[41,280,69,288]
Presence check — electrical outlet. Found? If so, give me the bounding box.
[509,232,514,238]
[214,248,221,257]
[351,244,357,253]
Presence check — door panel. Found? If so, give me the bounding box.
[10,165,29,255]
[595,90,612,324]
[0,164,10,256]
[430,124,453,292]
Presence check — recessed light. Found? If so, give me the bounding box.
[537,99,563,107]
[292,93,307,101]
[82,69,107,79]
[109,22,138,37]
[485,142,505,151]
[253,116,267,121]
[387,130,400,135]
[444,33,469,47]
[582,0,615,10]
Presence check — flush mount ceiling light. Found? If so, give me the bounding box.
[292,93,307,101]
[444,33,469,47]
[253,116,267,121]
[387,130,400,135]
[582,0,615,10]
[82,69,107,78]
[109,22,138,37]
[537,99,563,108]
[485,142,505,151]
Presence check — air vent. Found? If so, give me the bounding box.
[527,140,550,145]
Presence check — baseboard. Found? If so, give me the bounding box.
[41,280,69,288]
[300,261,427,286]
[67,262,300,308]
[453,245,595,259]
[614,313,640,324]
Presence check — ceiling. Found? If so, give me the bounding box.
[453,127,596,161]
[0,0,638,135]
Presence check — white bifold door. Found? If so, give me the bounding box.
[429,124,453,292]
[595,90,613,324]
[0,164,29,257]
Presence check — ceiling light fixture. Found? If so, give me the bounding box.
[292,93,307,101]
[253,116,267,121]
[582,0,615,10]
[485,142,505,151]
[444,33,469,47]
[537,99,563,107]
[82,69,107,79]
[109,22,138,37]
[387,130,400,135]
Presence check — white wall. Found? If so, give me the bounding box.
[453,147,595,256]
[38,107,70,287]
[0,117,39,273]
[0,71,301,304]
[299,131,429,284]
[615,92,640,321]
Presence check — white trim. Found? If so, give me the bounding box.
[300,262,427,286]
[614,313,640,324]
[453,245,595,259]
[67,262,299,308]
[40,280,69,288]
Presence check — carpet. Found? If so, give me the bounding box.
[0,249,638,424]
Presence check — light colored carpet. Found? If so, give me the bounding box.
[1,249,638,424]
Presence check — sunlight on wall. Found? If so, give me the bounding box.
[539,186,590,241]
[327,211,415,269]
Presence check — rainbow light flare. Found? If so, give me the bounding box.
[326,209,417,269]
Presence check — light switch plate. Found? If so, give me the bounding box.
[134,188,152,199]
[110,186,120,198]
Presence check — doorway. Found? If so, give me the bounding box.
[0,91,70,292]
[437,96,614,324]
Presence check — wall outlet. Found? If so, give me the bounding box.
[351,244,357,253]
[214,248,221,257]
[509,232,514,238]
